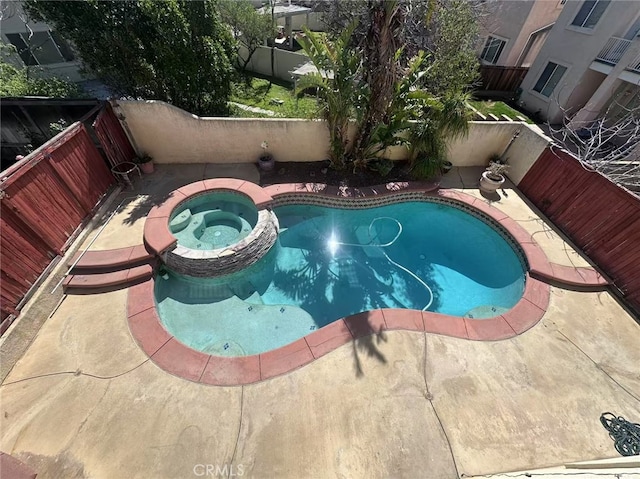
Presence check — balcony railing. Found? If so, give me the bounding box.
[595,36,631,65]
[628,52,640,73]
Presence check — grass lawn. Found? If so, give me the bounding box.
[231,77,319,119]
[469,100,533,123]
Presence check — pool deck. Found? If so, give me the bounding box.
[1,165,639,478]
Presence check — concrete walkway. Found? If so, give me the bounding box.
[1,165,639,479]
[229,101,276,116]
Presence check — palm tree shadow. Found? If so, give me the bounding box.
[270,221,443,378]
[120,192,171,226]
[351,319,388,378]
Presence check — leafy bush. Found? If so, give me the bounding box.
[0,60,84,98]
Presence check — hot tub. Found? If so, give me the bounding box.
[163,190,279,277]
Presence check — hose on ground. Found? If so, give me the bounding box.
[600,412,640,456]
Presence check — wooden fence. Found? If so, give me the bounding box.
[476,65,529,99]
[519,147,640,315]
[94,102,137,167]
[0,122,115,332]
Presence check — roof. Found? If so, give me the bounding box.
[257,4,311,18]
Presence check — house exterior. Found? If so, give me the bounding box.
[518,0,640,125]
[0,1,85,82]
[477,0,564,67]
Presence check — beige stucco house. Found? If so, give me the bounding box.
[477,0,564,67]
[518,0,640,125]
[0,1,86,83]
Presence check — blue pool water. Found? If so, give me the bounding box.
[156,201,526,356]
[169,192,258,250]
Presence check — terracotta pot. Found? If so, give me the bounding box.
[479,170,505,192]
[140,161,154,174]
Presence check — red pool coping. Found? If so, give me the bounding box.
[126,181,609,386]
[144,178,274,256]
[0,452,37,479]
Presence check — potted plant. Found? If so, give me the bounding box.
[258,141,275,171]
[440,160,453,174]
[136,152,154,174]
[480,156,509,192]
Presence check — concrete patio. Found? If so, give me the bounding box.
[1,165,638,478]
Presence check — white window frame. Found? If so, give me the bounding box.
[531,60,569,100]
[570,0,610,30]
[480,35,508,65]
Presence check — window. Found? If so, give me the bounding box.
[571,0,610,29]
[5,33,38,66]
[480,36,506,64]
[533,62,567,97]
[5,30,74,66]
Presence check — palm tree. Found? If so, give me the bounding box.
[408,90,472,179]
[296,24,362,169]
[352,0,405,168]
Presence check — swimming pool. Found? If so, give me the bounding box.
[155,200,526,357]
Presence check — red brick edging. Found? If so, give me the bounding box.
[126,181,607,386]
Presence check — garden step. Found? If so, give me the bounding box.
[63,264,153,292]
[68,245,153,273]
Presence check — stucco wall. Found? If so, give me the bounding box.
[502,0,563,66]
[448,122,520,167]
[478,1,534,65]
[116,100,330,163]
[448,122,551,184]
[115,101,550,176]
[503,124,552,185]
[477,0,562,67]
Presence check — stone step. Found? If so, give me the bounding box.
[63,264,153,292]
[68,245,153,273]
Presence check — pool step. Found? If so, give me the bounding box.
[68,245,154,273]
[63,264,153,293]
[64,245,156,293]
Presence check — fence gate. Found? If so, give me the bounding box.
[93,102,137,167]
